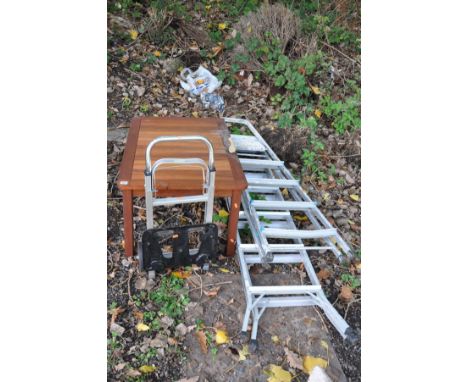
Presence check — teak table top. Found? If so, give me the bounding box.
[118,117,248,196]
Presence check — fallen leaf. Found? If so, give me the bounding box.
[293,214,308,221]
[239,344,250,361]
[109,306,125,325]
[203,286,220,297]
[114,362,127,371]
[310,85,321,95]
[271,335,280,344]
[175,323,188,337]
[126,369,141,377]
[211,44,223,57]
[167,337,178,346]
[172,270,192,279]
[135,277,147,290]
[314,109,322,118]
[218,209,229,218]
[320,340,329,351]
[339,285,353,302]
[110,322,125,336]
[218,23,227,30]
[266,364,293,382]
[215,329,229,345]
[160,316,174,328]
[303,355,328,375]
[191,111,199,118]
[133,310,144,321]
[139,365,156,373]
[317,268,331,281]
[350,194,360,201]
[136,322,150,332]
[129,29,138,40]
[195,330,208,354]
[154,50,161,57]
[219,267,230,273]
[284,347,304,371]
[322,192,330,201]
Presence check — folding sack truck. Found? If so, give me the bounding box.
[138,136,219,279]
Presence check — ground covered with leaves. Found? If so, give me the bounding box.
[108,1,360,380]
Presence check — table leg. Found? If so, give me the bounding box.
[226,190,241,257]
[122,190,134,258]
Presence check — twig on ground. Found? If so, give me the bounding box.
[344,297,361,320]
[127,268,135,302]
[320,40,361,66]
[188,280,233,292]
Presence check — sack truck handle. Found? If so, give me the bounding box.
[144,136,216,228]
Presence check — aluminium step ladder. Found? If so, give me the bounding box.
[224,117,358,349]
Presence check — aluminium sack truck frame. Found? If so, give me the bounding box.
[224,117,359,350]
[138,136,218,279]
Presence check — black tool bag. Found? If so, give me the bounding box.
[140,223,218,273]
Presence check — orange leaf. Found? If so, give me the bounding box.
[195,330,208,354]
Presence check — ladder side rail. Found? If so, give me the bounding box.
[241,192,272,261]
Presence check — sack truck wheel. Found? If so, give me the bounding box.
[137,241,144,272]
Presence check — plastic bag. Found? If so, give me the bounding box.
[180,66,225,112]
[180,66,221,96]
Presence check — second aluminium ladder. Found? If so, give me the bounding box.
[224,117,358,349]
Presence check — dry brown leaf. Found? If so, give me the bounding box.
[317,268,331,281]
[126,369,141,377]
[109,306,125,325]
[339,285,353,302]
[284,347,304,371]
[203,286,221,297]
[195,330,208,354]
[133,310,144,321]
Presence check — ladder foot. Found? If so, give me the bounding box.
[344,327,359,346]
[148,270,156,280]
[249,339,258,353]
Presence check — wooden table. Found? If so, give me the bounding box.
[117,117,248,258]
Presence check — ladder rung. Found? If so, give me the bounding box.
[240,243,333,252]
[153,194,207,206]
[257,296,318,308]
[263,228,337,239]
[243,254,304,263]
[251,200,315,210]
[240,158,284,169]
[248,285,321,294]
[247,178,299,188]
[239,211,291,219]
